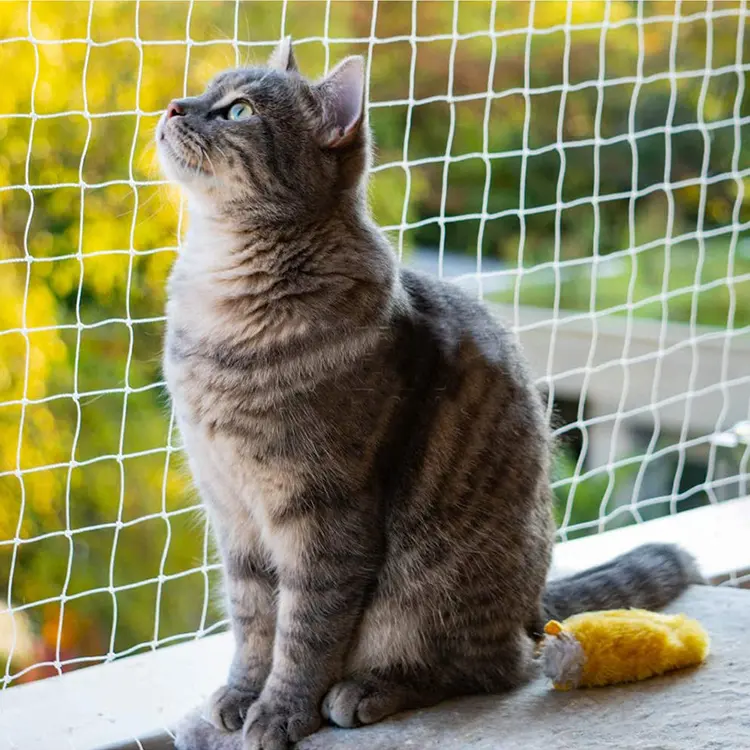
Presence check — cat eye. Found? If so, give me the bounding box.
[227,100,253,121]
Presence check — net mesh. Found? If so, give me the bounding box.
[1,0,748,690]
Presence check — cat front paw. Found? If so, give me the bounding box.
[208,683,260,732]
[242,693,321,750]
[321,675,401,728]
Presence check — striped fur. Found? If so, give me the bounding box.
[543,543,703,626]
[159,44,701,750]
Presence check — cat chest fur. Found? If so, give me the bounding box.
[164,319,318,542]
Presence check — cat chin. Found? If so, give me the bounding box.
[157,150,191,186]
[156,127,212,185]
[158,147,211,191]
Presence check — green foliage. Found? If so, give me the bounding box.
[552,449,642,540]
[489,234,750,327]
[0,1,747,682]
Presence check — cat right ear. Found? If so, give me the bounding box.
[315,56,366,149]
[268,36,298,73]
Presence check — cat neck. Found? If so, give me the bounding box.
[175,197,392,278]
[167,196,400,351]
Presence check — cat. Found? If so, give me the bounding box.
[157,39,702,750]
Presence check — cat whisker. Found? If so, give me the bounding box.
[202,151,220,182]
[193,150,205,180]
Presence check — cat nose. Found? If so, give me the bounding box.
[166,100,185,119]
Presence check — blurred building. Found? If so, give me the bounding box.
[407,250,750,520]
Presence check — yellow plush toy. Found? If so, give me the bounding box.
[541,609,710,690]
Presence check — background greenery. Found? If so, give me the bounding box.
[1,1,748,683]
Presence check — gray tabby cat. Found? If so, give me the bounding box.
[157,39,702,750]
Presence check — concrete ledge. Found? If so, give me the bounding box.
[3,500,749,750]
[0,631,235,750]
[551,496,750,584]
[3,586,749,750]
[177,586,750,750]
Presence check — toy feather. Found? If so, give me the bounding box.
[541,609,710,690]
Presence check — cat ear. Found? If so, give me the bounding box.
[268,36,298,73]
[315,56,365,149]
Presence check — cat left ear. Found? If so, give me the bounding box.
[268,36,298,73]
[315,56,365,149]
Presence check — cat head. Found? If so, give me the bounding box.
[156,38,367,225]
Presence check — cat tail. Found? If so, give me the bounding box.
[541,542,704,624]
